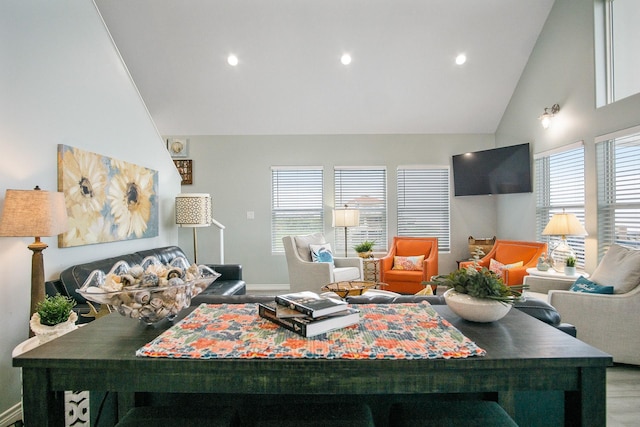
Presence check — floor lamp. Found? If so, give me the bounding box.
[0,186,68,337]
[542,210,587,272]
[333,205,360,257]
[175,193,212,264]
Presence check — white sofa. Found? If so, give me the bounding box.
[524,244,640,365]
[282,233,363,293]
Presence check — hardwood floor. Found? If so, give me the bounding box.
[607,364,640,426]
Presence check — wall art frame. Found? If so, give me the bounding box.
[57,144,159,247]
[167,138,188,157]
[173,159,193,185]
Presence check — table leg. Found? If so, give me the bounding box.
[498,390,516,419]
[574,366,606,427]
[22,368,65,427]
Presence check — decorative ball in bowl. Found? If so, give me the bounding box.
[77,256,220,324]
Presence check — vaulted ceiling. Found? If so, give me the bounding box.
[95,0,554,136]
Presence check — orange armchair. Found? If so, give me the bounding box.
[459,239,548,286]
[379,237,438,294]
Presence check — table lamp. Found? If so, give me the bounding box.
[542,210,587,272]
[175,193,212,263]
[0,186,68,336]
[333,204,360,257]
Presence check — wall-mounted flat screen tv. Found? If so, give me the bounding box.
[452,143,532,196]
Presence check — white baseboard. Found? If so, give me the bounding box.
[246,283,289,293]
[0,402,22,427]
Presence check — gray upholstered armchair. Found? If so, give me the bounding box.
[282,233,363,293]
[524,244,640,365]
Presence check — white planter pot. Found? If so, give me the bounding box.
[30,311,78,344]
[443,289,511,323]
[564,266,577,276]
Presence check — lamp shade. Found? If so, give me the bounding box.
[542,212,587,237]
[175,193,212,227]
[0,188,68,237]
[333,207,360,228]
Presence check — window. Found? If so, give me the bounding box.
[595,0,640,106]
[334,167,387,255]
[596,127,640,259]
[397,166,450,252]
[271,167,323,253]
[535,142,586,267]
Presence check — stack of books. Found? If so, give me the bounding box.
[258,291,360,337]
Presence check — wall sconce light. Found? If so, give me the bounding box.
[538,104,560,129]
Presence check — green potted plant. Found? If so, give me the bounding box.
[425,267,523,322]
[565,256,577,276]
[353,240,375,258]
[29,294,78,344]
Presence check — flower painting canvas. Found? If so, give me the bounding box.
[57,144,159,247]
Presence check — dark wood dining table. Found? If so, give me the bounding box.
[13,305,612,426]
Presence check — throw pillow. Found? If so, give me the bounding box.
[293,233,326,262]
[489,259,523,278]
[392,255,425,271]
[569,276,614,294]
[590,244,640,294]
[415,285,434,295]
[309,243,334,265]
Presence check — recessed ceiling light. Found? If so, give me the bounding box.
[341,53,352,65]
[455,54,467,65]
[227,54,239,66]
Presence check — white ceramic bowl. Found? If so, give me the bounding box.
[443,289,512,322]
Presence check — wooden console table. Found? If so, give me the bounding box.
[14,306,611,427]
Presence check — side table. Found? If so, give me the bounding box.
[362,258,380,282]
[13,334,90,427]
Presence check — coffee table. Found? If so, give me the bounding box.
[13,305,611,426]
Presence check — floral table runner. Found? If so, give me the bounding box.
[136,302,486,360]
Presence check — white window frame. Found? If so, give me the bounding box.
[271,166,323,253]
[334,166,387,256]
[534,142,586,267]
[595,0,640,106]
[397,165,451,252]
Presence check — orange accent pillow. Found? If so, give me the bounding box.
[392,255,425,271]
[489,259,523,278]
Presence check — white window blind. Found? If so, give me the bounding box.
[271,167,323,253]
[535,143,586,266]
[397,166,450,252]
[596,129,640,259]
[334,167,387,255]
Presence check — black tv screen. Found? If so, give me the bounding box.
[452,143,532,196]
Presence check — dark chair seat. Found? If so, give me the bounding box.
[116,406,239,427]
[389,400,517,427]
[244,402,375,427]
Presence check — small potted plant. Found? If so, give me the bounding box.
[425,267,523,322]
[565,256,577,276]
[30,294,78,344]
[353,240,375,258]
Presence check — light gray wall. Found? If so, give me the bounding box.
[495,0,640,272]
[175,134,500,288]
[0,0,181,415]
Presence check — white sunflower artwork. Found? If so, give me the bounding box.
[57,144,158,247]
